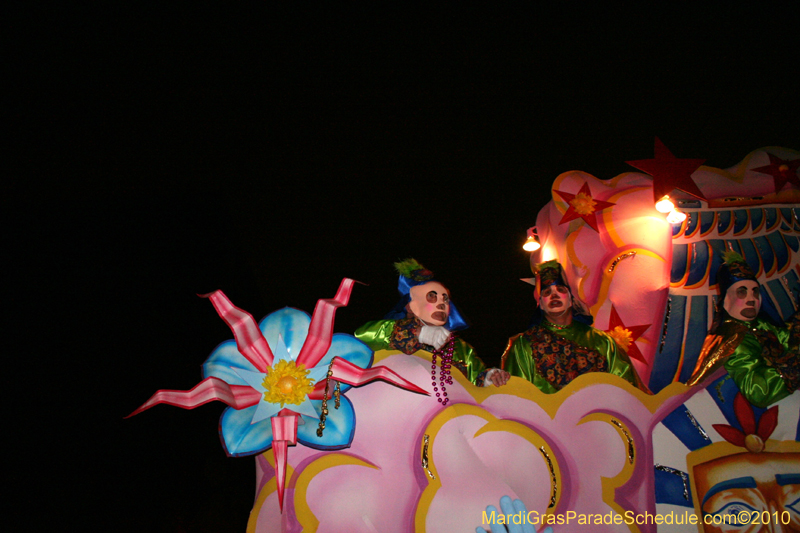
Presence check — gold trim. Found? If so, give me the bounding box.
[610,418,635,464]
[538,445,558,508]
[421,434,435,479]
[607,251,637,273]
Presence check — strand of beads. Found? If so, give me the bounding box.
[430,336,454,405]
[317,360,339,437]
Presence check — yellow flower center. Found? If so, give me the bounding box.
[276,376,298,394]
[261,360,314,406]
[569,192,597,215]
[779,164,789,173]
[609,326,633,352]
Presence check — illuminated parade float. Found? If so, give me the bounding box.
[131,143,799,532]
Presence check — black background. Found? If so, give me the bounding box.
[7,3,799,531]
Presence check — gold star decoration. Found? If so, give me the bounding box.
[553,182,615,232]
[604,305,650,363]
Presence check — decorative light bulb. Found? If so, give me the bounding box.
[523,227,541,252]
[666,210,687,224]
[655,196,675,213]
[523,236,541,252]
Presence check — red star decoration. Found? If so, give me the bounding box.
[553,182,615,232]
[604,305,650,364]
[626,137,707,202]
[751,153,800,192]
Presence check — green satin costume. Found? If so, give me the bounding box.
[502,320,643,394]
[354,319,489,386]
[689,315,799,408]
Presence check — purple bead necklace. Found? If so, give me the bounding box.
[430,336,454,405]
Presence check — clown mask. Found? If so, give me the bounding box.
[723,280,761,321]
[540,284,573,318]
[408,281,450,326]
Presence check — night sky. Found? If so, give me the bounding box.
[9,4,800,531]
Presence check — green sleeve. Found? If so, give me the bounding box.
[724,334,790,408]
[502,335,557,394]
[354,320,397,351]
[453,338,488,385]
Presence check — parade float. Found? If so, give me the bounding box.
[130,142,799,532]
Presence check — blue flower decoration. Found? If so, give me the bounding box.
[202,307,373,457]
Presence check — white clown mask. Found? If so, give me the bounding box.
[408,281,450,327]
[723,280,761,321]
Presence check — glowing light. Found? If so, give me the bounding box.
[655,195,675,213]
[666,210,687,224]
[540,245,557,262]
[523,236,540,252]
[523,227,541,252]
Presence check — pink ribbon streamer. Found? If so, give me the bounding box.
[308,356,429,398]
[125,377,261,418]
[271,414,299,511]
[200,290,274,371]
[295,278,358,370]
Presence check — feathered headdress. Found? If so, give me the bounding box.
[716,251,757,298]
[394,258,435,292]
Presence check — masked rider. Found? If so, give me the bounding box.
[687,251,799,407]
[355,259,509,396]
[502,260,646,393]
